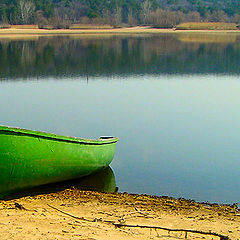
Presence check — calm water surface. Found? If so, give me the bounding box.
[1,33,240,203]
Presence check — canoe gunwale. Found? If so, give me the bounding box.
[0,126,118,145]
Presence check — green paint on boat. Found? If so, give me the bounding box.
[0,125,118,199]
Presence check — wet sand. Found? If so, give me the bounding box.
[0,189,239,240]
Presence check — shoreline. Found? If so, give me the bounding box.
[0,27,240,36]
[0,188,239,239]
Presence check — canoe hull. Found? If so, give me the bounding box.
[0,127,118,198]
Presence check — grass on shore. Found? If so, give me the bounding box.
[0,25,240,37]
[176,22,238,30]
[1,24,113,30]
[10,24,39,29]
[0,27,173,36]
[69,23,112,29]
[0,23,11,29]
[1,22,240,32]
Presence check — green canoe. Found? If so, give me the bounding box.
[0,125,118,198]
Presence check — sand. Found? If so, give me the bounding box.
[0,189,240,240]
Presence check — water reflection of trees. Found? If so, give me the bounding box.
[0,34,240,80]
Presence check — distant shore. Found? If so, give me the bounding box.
[0,27,240,37]
[0,189,239,239]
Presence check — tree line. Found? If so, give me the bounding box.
[0,0,240,28]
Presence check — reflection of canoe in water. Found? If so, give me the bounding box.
[5,167,117,199]
[0,125,118,198]
[74,166,117,193]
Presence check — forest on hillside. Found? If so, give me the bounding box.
[0,0,240,28]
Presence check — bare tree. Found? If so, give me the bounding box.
[128,9,137,26]
[232,14,240,24]
[19,0,35,24]
[101,9,111,25]
[187,11,201,22]
[149,9,185,28]
[142,0,152,24]
[112,6,122,28]
[211,10,229,22]
[35,10,48,28]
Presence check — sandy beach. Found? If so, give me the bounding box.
[0,189,239,240]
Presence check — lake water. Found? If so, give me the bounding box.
[0,33,240,204]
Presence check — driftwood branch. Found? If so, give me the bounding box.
[114,223,229,240]
[14,202,26,210]
[47,204,229,240]
[131,203,149,217]
[47,204,115,224]
[48,204,86,221]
